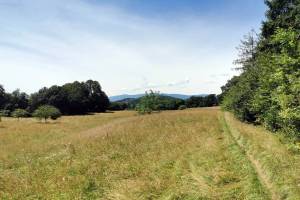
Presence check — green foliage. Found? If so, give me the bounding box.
[156,96,185,110]
[0,85,6,109]
[0,80,109,115]
[0,109,10,122]
[253,28,300,136]
[29,80,109,115]
[109,102,128,111]
[11,109,29,120]
[117,95,185,111]
[136,90,160,114]
[185,94,218,108]
[221,1,300,137]
[0,86,29,113]
[33,105,62,122]
[178,105,187,110]
[0,110,10,117]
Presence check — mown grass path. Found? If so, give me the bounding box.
[223,112,300,200]
[221,113,277,199]
[0,108,299,199]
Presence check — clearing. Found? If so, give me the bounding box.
[0,108,299,199]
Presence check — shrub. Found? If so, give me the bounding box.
[178,105,187,110]
[0,110,10,117]
[136,90,160,114]
[33,105,62,122]
[11,109,29,120]
[109,102,128,111]
[0,110,10,122]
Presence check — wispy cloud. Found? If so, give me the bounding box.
[128,78,190,93]
[0,0,265,95]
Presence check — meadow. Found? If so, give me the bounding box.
[0,108,299,199]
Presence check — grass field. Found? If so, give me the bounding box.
[0,108,299,199]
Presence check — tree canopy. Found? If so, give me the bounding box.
[136,90,160,114]
[220,0,300,137]
[33,105,62,122]
[11,109,29,120]
[0,80,109,116]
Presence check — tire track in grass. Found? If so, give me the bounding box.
[221,112,280,200]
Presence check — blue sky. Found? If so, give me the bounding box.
[0,0,266,96]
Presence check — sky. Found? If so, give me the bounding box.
[0,0,266,96]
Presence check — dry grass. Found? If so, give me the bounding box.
[0,108,296,199]
[224,112,300,200]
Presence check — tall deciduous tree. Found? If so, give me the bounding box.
[136,90,160,114]
[221,0,300,137]
[29,80,109,115]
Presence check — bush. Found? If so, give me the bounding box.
[11,109,29,120]
[136,90,160,114]
[0,110,10,117]
[109,102,128,111]
[33,105,62,122]
[0,110,10,122]
[178,105,187,110]
[185,95,218,108]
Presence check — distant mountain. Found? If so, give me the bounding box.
[160,94,192,100]
[109,94,145,102]
[115,98,137,103]
[113,95,187,110]
[109,93,207,102]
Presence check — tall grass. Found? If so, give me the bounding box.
[224,112,300,199]
[0,108,292,199]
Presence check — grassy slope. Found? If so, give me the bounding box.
[0,108,298,199]
[223,112,300,200]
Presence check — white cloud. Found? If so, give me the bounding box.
[0,0,263,95]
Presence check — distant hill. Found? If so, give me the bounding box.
[109,93,207,102]
[110,94,144,102]
[113,95,186,110]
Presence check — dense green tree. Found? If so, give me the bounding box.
[252,28,300,134]
[0,85,5,109]
[221,0,300,137]
[85,80,109,112]
[156,96,185,110]
[0,109,9,122]
[109,102,128,111]
[185,95,218,108]
[33,105,62,122]
[61,81,90,114]
[1,80,108,116]
[8,89,29,110]
[0,86,29,112]
[221,32,260,121]
[136,90,160,114]
[29,80,109,115]
[111,95,185,111]
[186,96,201,108]
[262,0,300,39]
[29,87,49,112]
[11,109,29,120]
[178,105,187,110]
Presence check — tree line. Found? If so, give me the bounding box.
[0,79,218,119]
[0,80,109,118]
[109,91,218,112]
[220,0,300,138]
